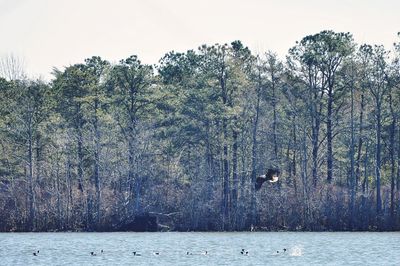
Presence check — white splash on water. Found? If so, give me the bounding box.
[289,245,303,256]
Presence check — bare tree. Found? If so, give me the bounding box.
[0,54,26,80]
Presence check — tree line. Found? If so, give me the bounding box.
[0,30,399,231]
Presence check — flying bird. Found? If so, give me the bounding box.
[255,168,280,190]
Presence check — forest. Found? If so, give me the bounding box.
[0,30,400,232]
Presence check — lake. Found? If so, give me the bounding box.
[0,232,399,265]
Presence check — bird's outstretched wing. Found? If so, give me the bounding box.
[255,175,267,190]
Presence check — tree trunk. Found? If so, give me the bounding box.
[93,99,101,227]
[301,127,310,229]
[128,137,135,213]
[231,128,238,228]
[361,141,369,229]
[222,118,230,230]
[239,131,247,229]
[355,94,365,189]
[56,158,62,229]
[220,62,230,230]
[292,115,298,195]
[327,85,334,183]
[349,84,356,229]
[362,141,369,194]
[27,123,35,231]
[250,85,261,228]
[376,102,382,215]
[389,93,396,221]
[397,125,400,203]
[397,125,400,218]
[205,126,215,205]
[35,133,42,230]
[66,151,73,230]
[272,81,278,158]
[310,83,322,187]
[311,117,320,187]
[77,125,84,192]
[134,174,142,214]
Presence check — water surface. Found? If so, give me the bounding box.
[0,232,399,265]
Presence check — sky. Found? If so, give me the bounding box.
[0,0,399,80]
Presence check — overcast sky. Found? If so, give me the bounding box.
[0,0,399,80]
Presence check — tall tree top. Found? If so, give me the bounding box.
[290,30,354,69]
